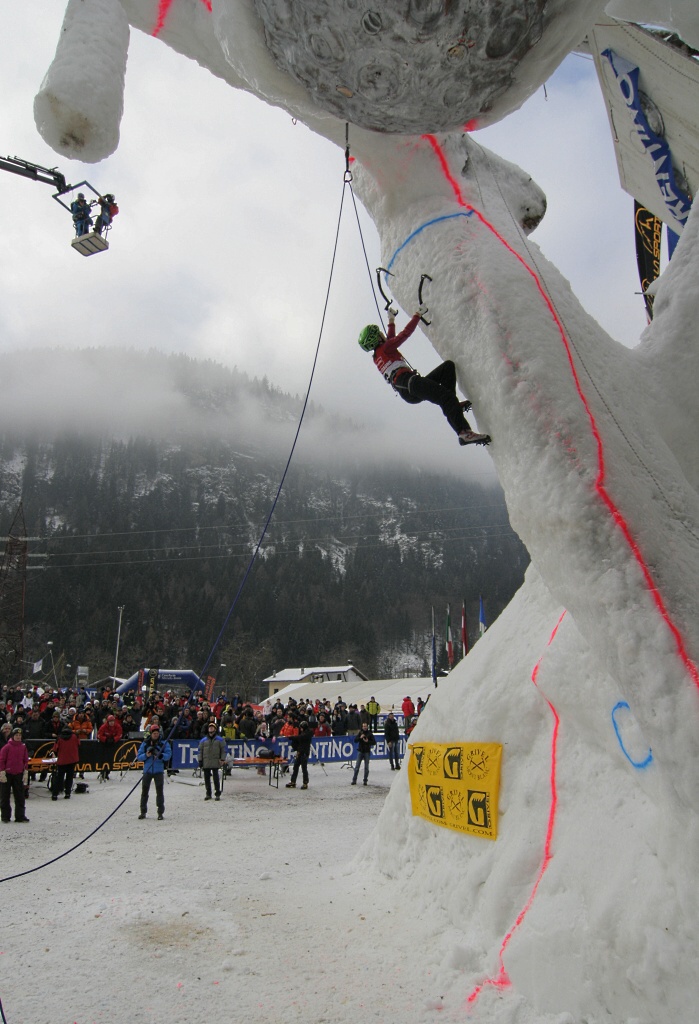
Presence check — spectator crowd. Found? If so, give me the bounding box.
[1,682,429,820]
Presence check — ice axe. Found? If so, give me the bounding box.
[418,274,432,324]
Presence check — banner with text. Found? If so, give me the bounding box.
[26,736,405,771]
[407,741,502,840]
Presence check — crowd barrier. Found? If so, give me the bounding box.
[25,736,407,772]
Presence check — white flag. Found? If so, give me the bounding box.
[32,658,43,674]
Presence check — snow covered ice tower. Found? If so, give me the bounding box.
[37,1,699,1020]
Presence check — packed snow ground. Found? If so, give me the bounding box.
[2,754,470,1024]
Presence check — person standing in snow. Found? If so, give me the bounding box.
[384,712,402,770]
[136,725,171,820]
[366,696,381,732]
[51,726,81,800]
[345,703,362,737]
[198,721,227,801]
[401,696,416,720]
[358,307,490,447]
[0,728,30,823]
[286,719,314,790]
[97,713,122,780]
[351,723,376,786]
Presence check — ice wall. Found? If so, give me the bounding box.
[35,1,699,1020]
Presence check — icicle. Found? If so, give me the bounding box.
[34,0,130,162]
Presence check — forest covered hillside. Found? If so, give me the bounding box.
[0,349,528,695]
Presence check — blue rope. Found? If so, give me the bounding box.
[197,176,349,678]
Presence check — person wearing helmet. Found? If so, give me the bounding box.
[94,193,118,236]
[358,307,490,447]
[70,192,93,237]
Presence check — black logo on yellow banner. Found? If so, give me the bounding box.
[443,747,462,779]
[467,790,490,830]
[425,785,444,818]
[407,740,501,840]
[465,746,490,780]
[446,788,466,820]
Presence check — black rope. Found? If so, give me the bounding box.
[0,773,141,884]
[197,174,350,679]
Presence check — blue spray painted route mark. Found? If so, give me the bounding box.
[612,700,653,769]
[385,210,475,274]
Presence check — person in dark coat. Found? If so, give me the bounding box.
[286,720,313,790]
[52,726,81,799]
[198,722,227,801]
[345,704,362,737]
[384,712,402,770]
[351,724,376,786]
[237,710,257,739]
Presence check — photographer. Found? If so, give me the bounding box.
[351,723,376,787]
[136,725,172,821]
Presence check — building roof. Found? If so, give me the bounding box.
[263,664,368,684]
[262,676,439,711]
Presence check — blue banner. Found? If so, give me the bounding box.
[601,48,692,232]
[171,736,406,769]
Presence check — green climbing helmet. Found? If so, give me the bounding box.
[358,324,382,352]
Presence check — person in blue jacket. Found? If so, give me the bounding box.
[70,193,93,237]
[136,724,172,820]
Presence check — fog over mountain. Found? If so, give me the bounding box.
[0,347,525,688]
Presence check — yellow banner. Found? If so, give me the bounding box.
[407,741,502,840]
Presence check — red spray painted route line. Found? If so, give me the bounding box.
[152,0,212,38]
[421,133,699,691]
[467,611,566,1008]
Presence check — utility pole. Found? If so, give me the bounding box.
[46,641,59,689]
[113,605,125,683]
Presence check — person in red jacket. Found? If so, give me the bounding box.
[52,726,81,799]
[313,713,332,738]
[0,728,30,822]
[401,696,416,720]
[97,714,122,780]
[358,307,490,447]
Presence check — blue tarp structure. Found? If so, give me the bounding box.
[116,668,206,695]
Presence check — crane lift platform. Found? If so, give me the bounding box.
[0,153,116,256]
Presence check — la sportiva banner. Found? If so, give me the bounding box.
[407,741,502,840]
[634,201,662,321]
[25,735,406,771]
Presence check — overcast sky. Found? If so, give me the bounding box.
[0,4,651,477]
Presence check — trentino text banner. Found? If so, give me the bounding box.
[408,741,502,840]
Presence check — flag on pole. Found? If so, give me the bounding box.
[431,607,438,688]
[445,604,454,667]
[461,600,468,657]
[479,595,487,636]
[32,658,43,674]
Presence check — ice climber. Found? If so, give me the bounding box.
[358,306,490,447]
